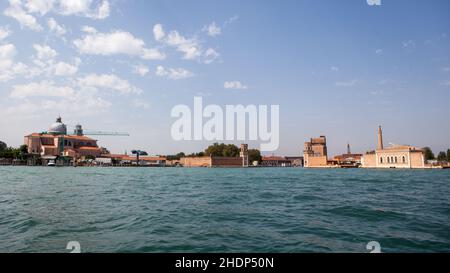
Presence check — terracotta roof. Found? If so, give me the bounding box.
[121,156,167,161]
[262,156,287,161]
[25,133,96,141]
[62,135,96,141]
[78,147,101,151]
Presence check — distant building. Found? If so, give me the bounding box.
[361,126,425,169]
[333,143,362,167]
[24,117,103,159]
[181,144,249,168]
[304,136,329,167]
[110,154,167,167]
[285,157,304,167]
[261,156,292,167]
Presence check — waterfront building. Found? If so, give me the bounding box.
[260,156,293,167]
[304,136,329,167]
[333,143,362,167]
[181,144,249,168]
[285,157,304,167]
[24,117,103,159]
[109,154,167,167]
[361,126,425,169]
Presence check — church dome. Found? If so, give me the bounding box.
[48,116,67,135]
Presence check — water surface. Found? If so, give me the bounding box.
[0,167,449,253]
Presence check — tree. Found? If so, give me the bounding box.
[0,141,6,151]
[205,143,240,157]
[248,149,262,164]
[437,152,447,162]
[447,149,450,162]
[423,147,435,161]
[167,152,186,161]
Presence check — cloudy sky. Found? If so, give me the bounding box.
[0,0,449,156]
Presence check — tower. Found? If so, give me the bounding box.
[377,126,384,150]
[240,144,249,167]
[74,124,84,136]
[347,143,351,155]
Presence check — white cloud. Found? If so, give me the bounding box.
[0,26,12,40]
[58,0,110,19]
[0,43,28,82]
[331,66,339,72]
[335,79,359,87]
[166,30,202,60]
[81,25,97,33]
[132,99,150,109]
[51,61,78,76]
[133,64,149,76]
[4,0,110,31]
[403,40,416,49]
[153,24,165,41]
[10,80,75,98]
[204,48,219,64]
[24,0,54,15]
[31,44,79,77]
[74,30,166,60]
[4,0,43,31]
[78,74,142,95]
[156,65,194,80]
[33,44,58,60]
[203,22,221,37]
[224,81,248,90]
[47,17,67,36]
[375,49,383,55]
[224,15,239,28]
[153,23,220,63]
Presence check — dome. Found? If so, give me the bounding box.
[48,116,67,135]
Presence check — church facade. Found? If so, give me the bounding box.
[24,117,103,159]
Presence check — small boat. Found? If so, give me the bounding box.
[48,161,56,167]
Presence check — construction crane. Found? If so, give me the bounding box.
[83,131,130,136]
[73,124,130,137]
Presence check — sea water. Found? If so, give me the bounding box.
[0,167,449,253]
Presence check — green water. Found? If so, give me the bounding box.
[0,166,449,253]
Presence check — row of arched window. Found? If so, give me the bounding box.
[380,156,407,164]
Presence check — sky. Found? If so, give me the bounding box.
[0,0,449,157]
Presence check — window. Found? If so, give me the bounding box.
[395,157,398,163]
[387,157,390,163]
[403,156,406,163]
[380,157,383,164]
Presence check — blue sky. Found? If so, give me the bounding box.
[0,0,449,156]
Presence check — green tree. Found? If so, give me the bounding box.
[167,152,186,161]
[248,149,262,164]
[423,147,435,161]
[0,141,6,151]
[437,151,447,162]
[204,143,240,157]
[447,149,450,162]
[222,144,240,157]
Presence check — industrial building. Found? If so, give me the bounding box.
[361,126,425,169]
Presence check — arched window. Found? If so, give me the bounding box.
[395,157,398,163]
[391,157,394,163]
[387,157,390,163]
[380,157,383,164]
[402,156,406,163]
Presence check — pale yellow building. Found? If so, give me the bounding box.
[361,126,425,169]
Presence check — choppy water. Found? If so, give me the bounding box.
[0,166,449,253]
